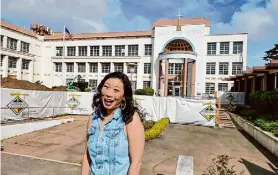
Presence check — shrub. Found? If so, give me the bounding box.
[135,87,154,96]
[145,118,170,141]
[202,154,244,175]
[143,120,156,131]
[254,118,278,133]
[85,87,91,92]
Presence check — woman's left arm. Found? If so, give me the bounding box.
[127,112,145,175]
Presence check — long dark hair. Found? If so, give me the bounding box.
[92,72,139,124]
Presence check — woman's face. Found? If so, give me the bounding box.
[101,78,125,112]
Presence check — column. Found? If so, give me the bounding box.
[164,59,169,96]
[76,46,79,56]
[2,55,8,77]
[237,80,240,92]
[244,78,248,104]
[87,46,90,56]
[17,40,21,52]
[252,77,256,92]
[85,62,89,82]
[263,74,267,91]
[111,62,114,72]
[29,60,34,82]
[112,45,115,56]
[16,58,22,79]
[136,62,142,89]
[74,62,78,76]
[3,36,7,48]
[274,73,277,89]
[191,61,196,96]
[123,62,127,73]
[99,46,103,56]
[183,58,188,96]
[97,62,102,84]
[62,62,66,85]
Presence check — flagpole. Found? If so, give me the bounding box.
[62,25,66,86]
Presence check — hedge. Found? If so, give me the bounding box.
[135,87,154,96]
[145,118,170,141]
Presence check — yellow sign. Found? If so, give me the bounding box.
[200,101,216,121]
[7,92,29,115]
[67,93,81,109]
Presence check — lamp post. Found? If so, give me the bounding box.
[127,63,137,92]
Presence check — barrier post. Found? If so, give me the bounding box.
[27,107,30,123]
[52,107,54,119]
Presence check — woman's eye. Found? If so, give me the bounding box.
[114,89,119,92]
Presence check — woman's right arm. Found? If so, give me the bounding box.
[81,116,92,175]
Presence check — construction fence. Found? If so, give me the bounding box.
[0,88,240,127]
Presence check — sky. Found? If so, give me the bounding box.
[1,0,277,67]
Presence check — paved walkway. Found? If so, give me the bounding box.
[1,114,278,175]
[218,110,237,129]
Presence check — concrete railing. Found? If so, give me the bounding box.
[229,113,278,157]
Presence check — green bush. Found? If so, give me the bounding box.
[85,87,91,92]
[143,120,156,131]
[135,87,154,96]
[145,118,170,141]
[254,118,278,133]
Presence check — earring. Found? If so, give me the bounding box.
[120,100,126,110]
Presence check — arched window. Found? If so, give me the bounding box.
[164,39,193,52]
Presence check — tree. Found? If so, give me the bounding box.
[263,44,278,62]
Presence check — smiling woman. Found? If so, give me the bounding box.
[81,72,145,175]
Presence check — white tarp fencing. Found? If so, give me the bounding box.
[217,91,245,105]
[1,88,216,127]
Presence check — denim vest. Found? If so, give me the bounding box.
[88,108,130,175]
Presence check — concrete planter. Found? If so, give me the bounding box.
[229,113,278,157]
[1,118,74,140]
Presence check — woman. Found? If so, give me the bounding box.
[81,72,145,175]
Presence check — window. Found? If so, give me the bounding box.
[89,63,98,73]
[131,81,137,91]
[8,57,17,68]
[115,45,125,56]
[7,37,17,50]
[205,83,215,94]
[102,63,110,73]
[207,42,216,55]
[232,62,243,75]
[90,46,99,56]
[78,63,86,72]
[89,79,98,88]
[128,45,138,56]
[220,42,229,54]
[67,63,74,72]
[20,41,30,53]
[206,62,216,75]
[127,64,137,73]
[114,63,123,72]
[78,46,87,56]
[1,36,3,47]
[168,63,182,75]
[22,59,30,70]
[55,63,62,72]
[143,81,151,88]
[102,46,112,56]
[144,63,151,74]
[1,55,4,67]
[144,44,152,56]
[56,47,63,56]
[218,83,228,92]
[219,62,229,75]
[233,41,243,54]
[67,47,76,56]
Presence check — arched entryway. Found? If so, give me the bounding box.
[158,39,197,97]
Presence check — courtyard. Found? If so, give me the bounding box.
[1,114,278,175]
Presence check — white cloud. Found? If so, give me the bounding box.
[213,0,278,41]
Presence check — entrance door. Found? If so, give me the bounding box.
[174,87,181,96]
